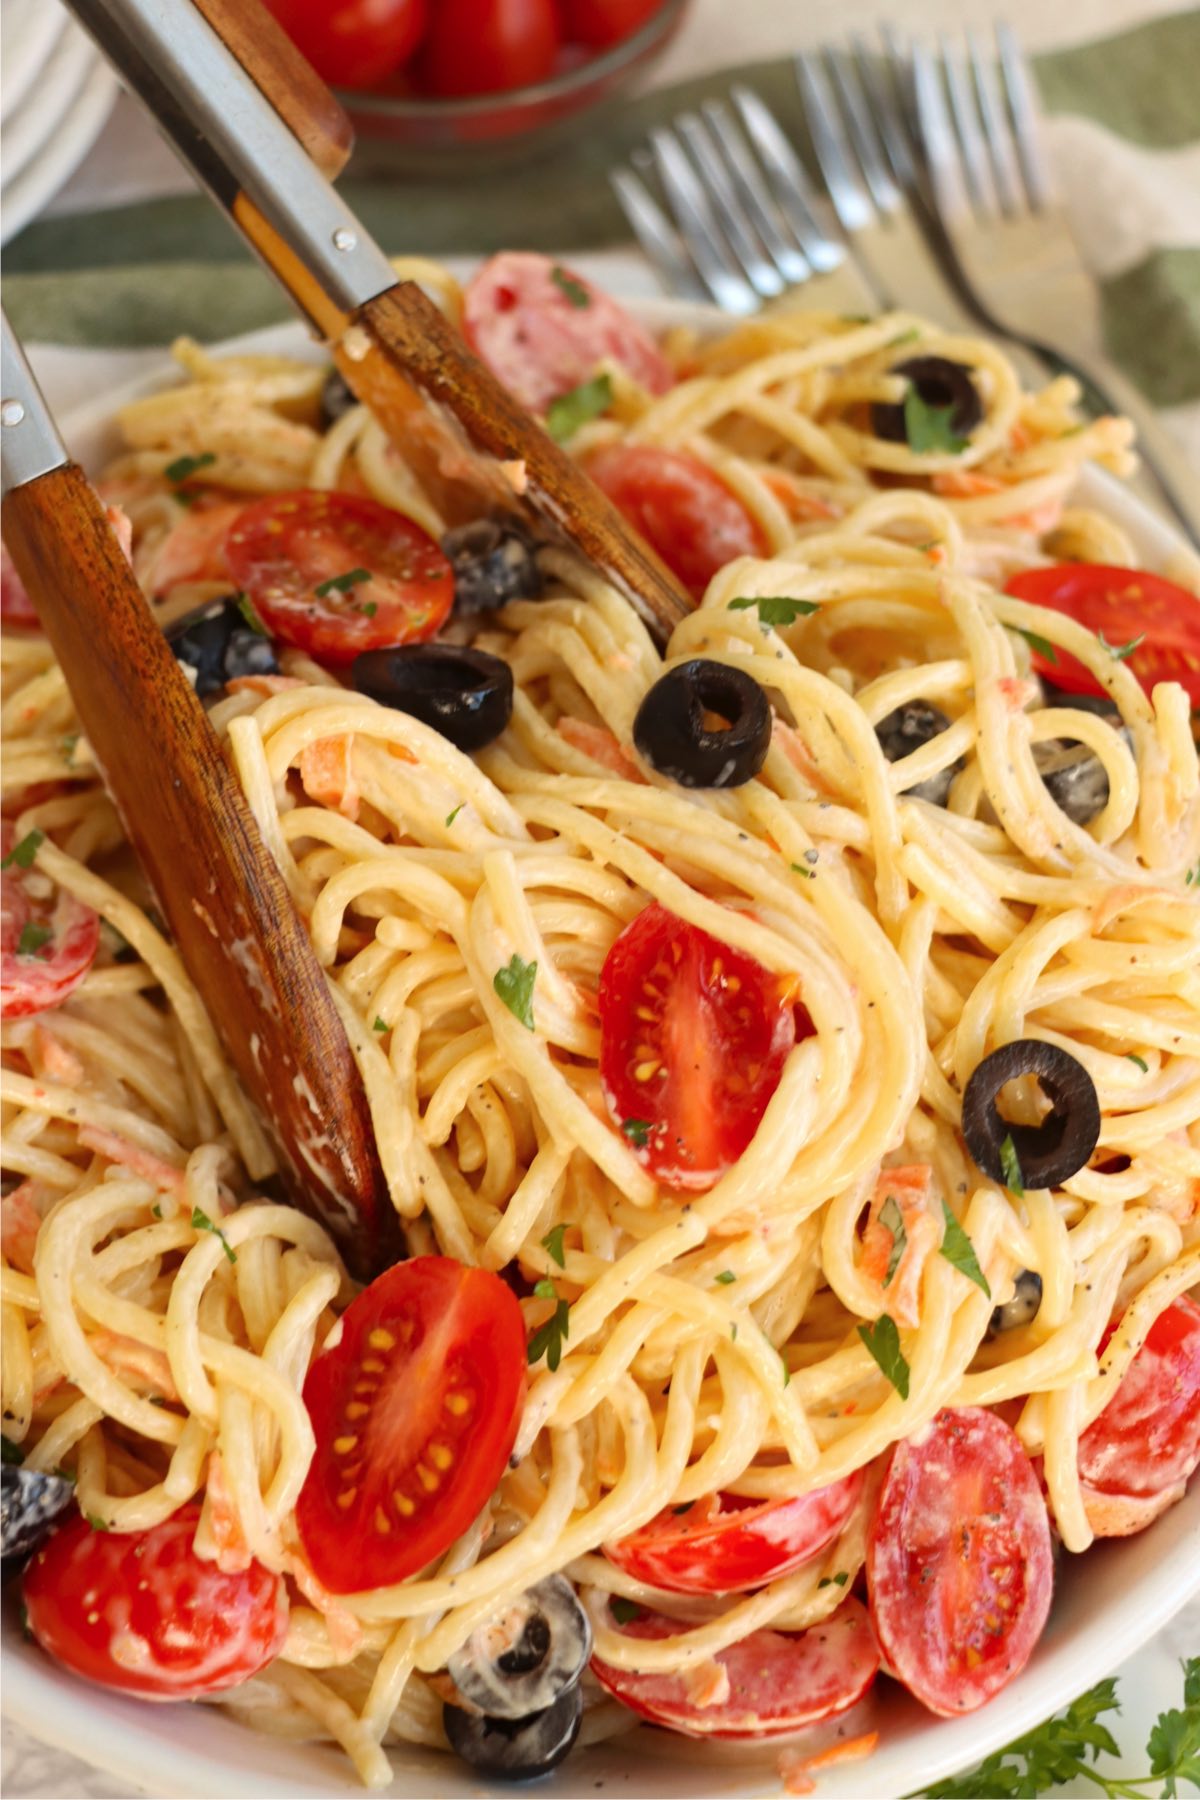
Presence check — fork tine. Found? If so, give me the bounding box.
[911,39,971,225]
[939,31,999,218]
[825,46,898,213]
[675,111,785,299]
[794,49,873,231]
[968,27,1024,216]
[648,126,760,315]
[997,21,1054,211]
[731,85,844,274]
[610,165,709,305]
[700,98,812,287]
[854,30,918,189]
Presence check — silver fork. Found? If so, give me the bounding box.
[610,86,880,318]
[910,24,1200,546]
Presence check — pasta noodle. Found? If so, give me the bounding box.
[3,278,1199,1786]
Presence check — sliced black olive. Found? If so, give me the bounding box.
[166,598,279,699]
[1039,683,1122,719]
[447,1575,592,1720]
[352,644,513,753]
[875,700,963,806]
[444,1683,582,1782]
[319,368,358,429]
[442,518,543,616]
[2,1465,75,1562]
[634,659,771,789]
[987,1268,1044,1337]
[872,356,984,445]
[962,1039,1101,1190]
[1034,740,1111,825]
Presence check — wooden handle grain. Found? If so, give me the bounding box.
[191,0,355,179]
[335,283,694,646]
[2,467,393,1279]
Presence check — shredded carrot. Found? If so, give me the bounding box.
[1,1181,47,1273]
[298,736,361,821]
[89,1331,179,1403]
[225,674,305,697]
[32,1025,84,1087]
[932,470,1003,499]
[77,1125,186,1193]
[202,1449,253,1572]
[556,717,643,780]
[799,1732,881,1775]
[760,468,839,523]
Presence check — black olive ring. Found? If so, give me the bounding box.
[962,1038,1101,1191]
[351,644,514,754]
[872,354,984,446]
[633,659,772,790]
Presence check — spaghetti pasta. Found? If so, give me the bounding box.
[3,272,1199,1786]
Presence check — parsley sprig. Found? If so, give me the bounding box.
[728,594,821,628]
[904,387,968,454]
[314,567,372,600]
[191,1205,237,1265]
[918,1658,1200,1799]
[546,374,612,442]
[528,1280,571,1372]
[493,953,537,1030]
[1,829,43,870]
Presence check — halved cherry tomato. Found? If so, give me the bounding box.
[1,822,100,1020]
[23,1505,287,1699]
[462,252,673,414]
[561,0,665,48]
[264,0,428,89]
[417,0,559,98]
[590,1595,879,1738]
[586,447,768,600]
[1004,563,1200,704]
[1077,1296,1200,1505]
[2,541,39,628]
[295,1256,526,1593]
[598,903,803,1191]
[224,491,453,668]
[867,1407,1053,1717]
[604,1472,864,1595]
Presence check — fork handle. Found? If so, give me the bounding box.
[1039,347,1200,551]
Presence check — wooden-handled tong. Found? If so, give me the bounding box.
[0,314,394,1280]
[63,0,693,646]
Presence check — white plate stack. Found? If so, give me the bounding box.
[2,0,119,245]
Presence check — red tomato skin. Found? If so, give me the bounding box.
[1077,1297,1200,1501]
[1004,563,1200,704]
[1,822,100,1020]
[224,490,453,667]
[586,447,768,600]
[296,1257,526,1594]
[591,1595,879,1738]
[264,0,428,89]
[561,0,664,47]
[598,903,801,1191]
[2,541,40,629]
[23,1507,287,1700]
[462,252,673,414]
[604,1471,864,1595]
[867,1407,1053,1717]
[417,0,560,97]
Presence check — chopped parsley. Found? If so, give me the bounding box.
[151,1204,163,1220]
[493,953,537,1031]
[1126,1052,1149,1073]
[86,1514,111,1532]
[61,734,80,764]
[714,1270,736,1285]
[373,1017,388,1033]
[818,1571,849,1589]
[357,599,378,619]
[728,594,820,627]
[541,1223,569,1269]
[17,922,52,959]
[904,387,968,455]
[165,452,216,486]
[610,1597,642,1625]
[550,266,591,309]
[527,1285,571,1372]
[445,803,464,827]
[790,861,816,879]
[779,1350,791,1388]
[857,1314,910,1398]
[2,829,43,870]
[236,592,268,635]
[1098,630,1145,662]
[191,1205,237,1265]
[1000,1133,1025,1198]
[1012,625,1058,664]
[545,374,612,443]
[890,327,922,346]
[314,566,372,600]
[1187,860,1200,888]
[878,1194,907,1287]
[1,1436,24,1465]
[938,1199,991,1297]
[621,1117,651,1148]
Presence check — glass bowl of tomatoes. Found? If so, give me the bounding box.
[265,0,692,172]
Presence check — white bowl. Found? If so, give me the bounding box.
[4,310,1198,1799]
